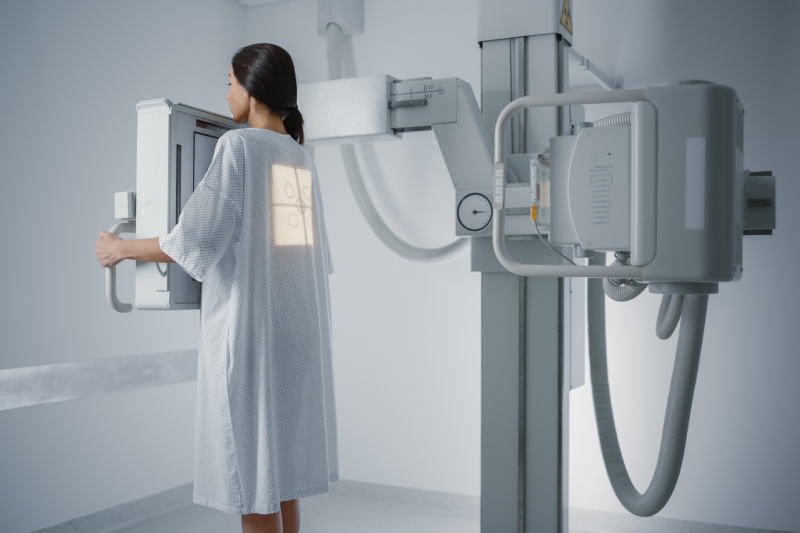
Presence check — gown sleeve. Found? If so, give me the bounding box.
[159,133,244,282]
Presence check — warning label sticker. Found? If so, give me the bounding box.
[560,0,573,33]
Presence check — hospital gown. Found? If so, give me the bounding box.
[160,128,338,515]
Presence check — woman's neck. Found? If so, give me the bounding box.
[248,104,288,135]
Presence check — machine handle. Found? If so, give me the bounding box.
[106,221,137,313]
[493,89,649,278]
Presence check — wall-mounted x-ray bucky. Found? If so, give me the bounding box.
[107,100,243,312]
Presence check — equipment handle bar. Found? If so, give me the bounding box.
[106,221,136,313]
[493,89,648,278]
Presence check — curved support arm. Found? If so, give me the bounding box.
[492,90,648,278]
[327,23,469,264]
[106,221,136,313]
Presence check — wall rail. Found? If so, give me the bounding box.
[0,350,198,411]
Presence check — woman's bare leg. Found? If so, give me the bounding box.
[280,499,300,533]
[241,510,282,533]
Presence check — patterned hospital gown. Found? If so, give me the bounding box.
[160,127,338,515]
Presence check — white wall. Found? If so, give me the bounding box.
[0,1,245,531]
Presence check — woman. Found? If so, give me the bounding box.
[95,44,338,533]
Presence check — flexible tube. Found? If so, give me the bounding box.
[326,23,344,81]
[656,295,684,340]
[603,278,647,302]
[593,112,631,128]
[602,255,648,302]
[587,253,709,517]
[338,144,469,262]
[325,24,469,263]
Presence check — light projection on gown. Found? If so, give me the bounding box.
[272,163,314,246]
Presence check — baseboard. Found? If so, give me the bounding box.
[569,507,791,533]
[32,483,193,533]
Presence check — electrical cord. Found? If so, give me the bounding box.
[533,218,576,265]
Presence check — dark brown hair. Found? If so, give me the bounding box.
[231,43,304,145]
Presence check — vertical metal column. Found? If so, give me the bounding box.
[511,36,527,154]
[477,31,568,533]
[474,238,566,533]
[517,275,527,533]
[478,270,527,533]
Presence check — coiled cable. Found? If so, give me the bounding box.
[593,112,631,128]
[603,252,648,302]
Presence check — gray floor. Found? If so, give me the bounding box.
[117,484,479,533]
[114,492,479,533]
[35,480,792,533]
[35,480,480,533]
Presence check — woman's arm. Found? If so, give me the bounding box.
[95,231,175,268]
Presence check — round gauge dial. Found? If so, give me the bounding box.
[457,193,493,232]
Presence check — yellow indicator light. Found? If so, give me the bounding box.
[531,206,538,221]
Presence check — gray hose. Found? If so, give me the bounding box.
[603,279,647,302]
[656,295,684,340]
[588,253,709,517]
[326,23,343,81]
[593,112,631,127]
[338,145,469,262]
[603,253,648,302]
[326,24,469,263]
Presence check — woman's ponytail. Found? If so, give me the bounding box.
[231,43,305,144]
[283,105,304,145]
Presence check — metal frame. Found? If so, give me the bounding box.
[567,47,623,91]
[490,91,649,280]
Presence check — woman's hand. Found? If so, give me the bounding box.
[95,231,125,267]
[95,234,175,266]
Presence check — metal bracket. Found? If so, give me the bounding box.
[389,98,427,109]
[567,47,623,91]
[744,171,776,235]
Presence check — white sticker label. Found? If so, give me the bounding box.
[685,137,706,229]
